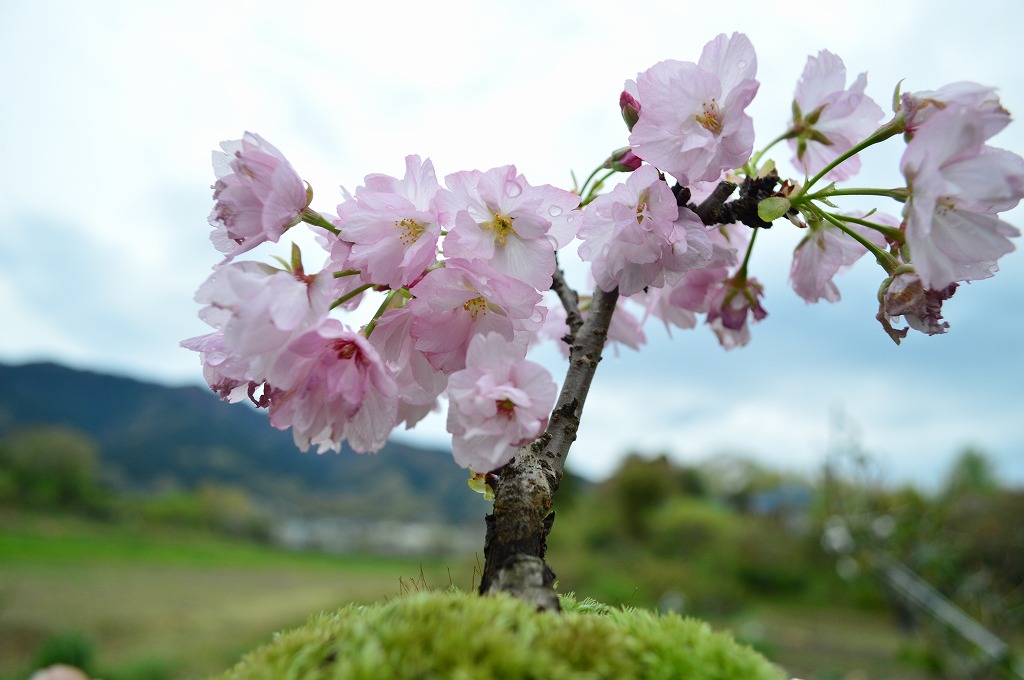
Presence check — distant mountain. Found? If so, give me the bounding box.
[0,361,489,524]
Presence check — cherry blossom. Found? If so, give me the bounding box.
[438,165,580,290]
[446,333,557,472]
[789,213,890,303]
[902,82,1010,140]
[577,165,712,295]
[263,320,398,453]
[406,259,544,374]
[706,276,767,350]
[789,50,883,181]
[209,132,309,261]
[901,105,1024,289]
[628,32,759,186]
[368,306,449,430]
[191,261,337,374]
[335,155,443,290]
[179,330,253,403]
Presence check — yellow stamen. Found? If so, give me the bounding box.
[463,296,487,319]
[396,218,426,245]
[483,213,516,246]
[695,98,723,135]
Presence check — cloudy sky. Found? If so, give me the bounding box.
[2,1,1022,487]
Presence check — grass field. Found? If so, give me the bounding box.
[0,510,997,680]
[0,511,477,679]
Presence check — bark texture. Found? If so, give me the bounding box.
[479,285,619,609]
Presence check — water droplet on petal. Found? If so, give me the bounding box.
[505,181,523,198]
[548,205,563,217]
[566,213,578,223]
[737,60,747,70]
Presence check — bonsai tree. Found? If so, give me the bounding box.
[183,32,1023,612]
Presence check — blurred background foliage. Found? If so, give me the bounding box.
[1,420,1022,679]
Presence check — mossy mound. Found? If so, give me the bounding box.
[214,590,785,680]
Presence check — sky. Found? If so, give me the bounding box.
[2,0,1022,488]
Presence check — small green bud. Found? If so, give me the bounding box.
[757,196,791,223]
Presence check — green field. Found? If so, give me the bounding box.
[0,510,995,680]
[0,511,476,679]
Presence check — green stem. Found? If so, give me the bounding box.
[577,165,603,199]
[747,130,795,172]
[363,289,402,337]
[818,211,900,274]
[735,226,760,282]
[827,211,904,244]
[333,269,361,278]
[330,283,373,310]
[580,169,617,207]
[798,114,907,195]
[804,187,909,203]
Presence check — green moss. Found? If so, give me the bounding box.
[214,591,785,680]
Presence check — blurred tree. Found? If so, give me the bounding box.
[0,427,103,510]
[942,448,999,498]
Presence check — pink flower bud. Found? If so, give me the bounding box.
[620,90,641,131]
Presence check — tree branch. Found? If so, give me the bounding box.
[551,254,583,340]
[479,286,620,609]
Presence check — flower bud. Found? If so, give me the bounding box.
[603,147,643,172]
[620,91,641,131]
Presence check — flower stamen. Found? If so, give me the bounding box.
[396,218,426,246]
[463,296,488,319]
[695,98,723,135]
[483,213,516,246]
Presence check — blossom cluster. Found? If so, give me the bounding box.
[184,33,1022,467]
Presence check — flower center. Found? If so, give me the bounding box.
[695,98,723,135]
[496,398,516,418]
[462,296,488,319]
[483,213,516,246]
[936,196,957,216]
[396,218,426,246]
[636,190,648,224]
[330,339,358,360]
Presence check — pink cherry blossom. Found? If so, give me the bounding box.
[901,105,1024,289]
[446,333,557,472]
[179,330,253,402]
[640,265,729,333]
[789,213,890,303]
[789,50,883,181]
[191,260,339,377]
[437,165,580,290]
[263,319,398,453]
[578,165,713,295]
[335,155,442,290]
[406,259,544,374]
[706,276,767,350]
[368,306,448,429]
[191,260,331,366]
[636,223,745,333]
[902,82,1010,139]
[628,32,759,186]
[209,132,309,261]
